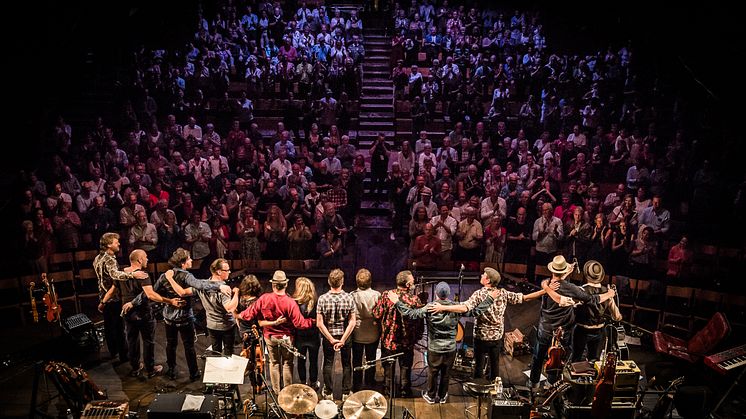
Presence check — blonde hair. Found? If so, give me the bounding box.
[293,277,317,311]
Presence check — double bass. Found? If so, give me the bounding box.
[42,273,62,322]
[545,327,565,370]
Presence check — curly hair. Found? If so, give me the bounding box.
[239,274,262,299]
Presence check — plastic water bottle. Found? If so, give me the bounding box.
[495,377,503,399]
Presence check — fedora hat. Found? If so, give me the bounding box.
[547,255,574,275]
[270,270,288,284]
[583,260,606,284]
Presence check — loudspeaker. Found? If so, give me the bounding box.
[674,386,713,419]
[147,394,218,419]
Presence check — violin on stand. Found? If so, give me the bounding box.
[29,282,39,323]
[42,273,62,323]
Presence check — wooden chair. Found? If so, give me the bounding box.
[227,241,242,260]
[73,249,99,271]
[281,260,305,271]
[48,252,74,272]
[534,265,552,280]
[692,289,723,329]
[611,276,637,318]
[502,263,527,278]
[0,278,23,326]
[155,262,172,277]
[631,279,663,327]
[258,260,280,271]
[721,294,746,330]
[659,286,695,336]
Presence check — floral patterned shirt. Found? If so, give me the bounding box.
[372,288,424,351]
[462,287,523,341]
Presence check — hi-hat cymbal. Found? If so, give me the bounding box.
[277,384,318,415]
[315,400,339,419]
[342,390,387,419]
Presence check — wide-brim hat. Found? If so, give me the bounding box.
[583,260,606,284]
[270,270,288,284]
[548,255,573,275]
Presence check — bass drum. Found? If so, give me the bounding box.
[456,320,464,343]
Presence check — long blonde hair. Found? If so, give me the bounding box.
[293,276,317,311]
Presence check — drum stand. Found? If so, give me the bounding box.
[358,352,403,419]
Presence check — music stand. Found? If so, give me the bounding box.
[203,355,248,419]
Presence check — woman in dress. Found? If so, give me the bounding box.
[237,206,261,263]
[484,215,506,265]
[293,277,320,390]
[263,205,287,259]
[287,215,312,260]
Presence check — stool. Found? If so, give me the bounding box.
[462,378,493,419]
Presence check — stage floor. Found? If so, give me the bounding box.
[1,280,728,418]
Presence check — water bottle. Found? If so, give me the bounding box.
[495,377,503,399]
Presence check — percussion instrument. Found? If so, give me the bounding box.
[342,390,387,419]
[278,384,318,415]
[315,399,340,419]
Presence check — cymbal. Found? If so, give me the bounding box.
[277,384,318,415]
[315,400,339,419]
[342,390,387,419]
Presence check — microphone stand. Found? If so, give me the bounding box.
[278,337,306,359]
[456,264,465,302]
[358,352,403,419]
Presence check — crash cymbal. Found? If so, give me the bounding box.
[315,400,339,419]
[342,390,387,419]
[277,384,318,415]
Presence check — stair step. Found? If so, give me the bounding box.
[356,213,393,228]
[365,70,390,76]
[367,48,390,54]
[360,96,393,105]
[359,111,394,119]
[360,103,392,110]
[362,86,392,94]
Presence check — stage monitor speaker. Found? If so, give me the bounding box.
[561,401,635,419]
[488,400,531,419]
[147,394,218,419]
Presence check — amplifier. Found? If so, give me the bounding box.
[594,360,640,388]
[561,401,635,419]
[147,394,218,419]
[488,400,531,419]
[82,400,129,419]
[63,313,93,332]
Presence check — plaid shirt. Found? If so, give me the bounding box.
[462,287,523,341]
[317,291,356,337]
[326,188,348,209]
[372,289,424,351]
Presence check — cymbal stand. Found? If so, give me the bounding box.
[377,352,404,419]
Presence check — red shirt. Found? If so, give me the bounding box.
[239,292,314,340]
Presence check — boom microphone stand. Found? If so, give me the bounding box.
[355,352,403,419]
[455,264,465,302]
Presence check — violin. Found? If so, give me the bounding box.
[41,273,62,323]
[251,325,264,394]
[29,282,39,323]
[544,326,565,370]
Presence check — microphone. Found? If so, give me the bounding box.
[279,336,306,359]
[353,364,373,372]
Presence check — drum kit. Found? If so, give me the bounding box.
[277,385,387,419]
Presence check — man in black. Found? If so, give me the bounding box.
[93,232,149,363]
[505,207,533,263]
[529,256,615,387]
[117,249,182,377]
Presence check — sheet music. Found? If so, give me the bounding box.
[202,355,249,384]
[182,395,205,411]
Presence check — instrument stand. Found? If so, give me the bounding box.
[711,366,745,419]
[260,373,287,419]
[29,361,80,419]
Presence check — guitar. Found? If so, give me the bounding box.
[530,381,571,418]
[241,325,265,394]
[591,351,617,418]
[29,282,39,323]
[545,327,565,370]
[42,273,62,322]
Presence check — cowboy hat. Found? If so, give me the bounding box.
[547,255,574,275]
[583,260,605,284]
[270,270,288,284]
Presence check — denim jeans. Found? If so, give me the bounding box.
[571,326,603,362]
